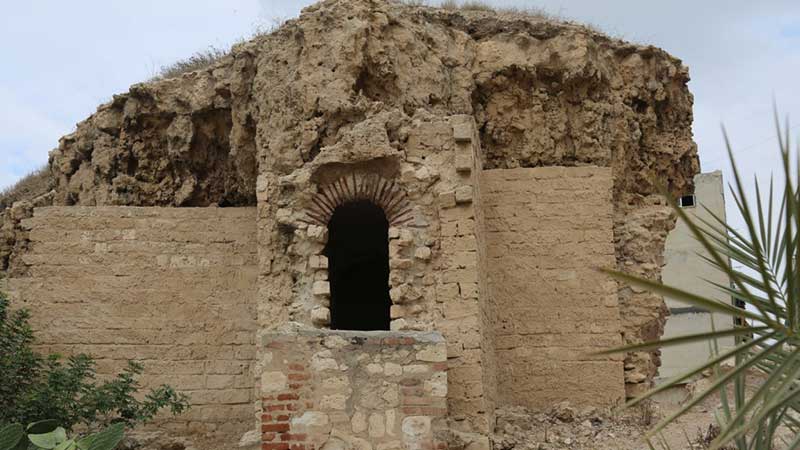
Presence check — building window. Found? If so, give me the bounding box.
[679,194,696,208]
[324,200,391,331]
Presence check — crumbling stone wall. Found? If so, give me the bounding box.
[480,167,624,407]
[18,0,696,397]
[2,0,700,442]
[256,114,496,435]
[259,328,448,450]
[8,206,258,449]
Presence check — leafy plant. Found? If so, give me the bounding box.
[0,420,124,450]
[0,291,190,431]
[601,119,800,449]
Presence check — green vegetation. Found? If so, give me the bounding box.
[0,421,124,450]
[0,291,190,432]
[602,119,800,449]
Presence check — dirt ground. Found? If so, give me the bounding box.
[490,371,790,450]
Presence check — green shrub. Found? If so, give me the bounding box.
[0,421,124,450]
[0,291,190,431]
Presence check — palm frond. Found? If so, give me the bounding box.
[602,116,800,449]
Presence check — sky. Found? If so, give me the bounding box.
[2,0,800,228]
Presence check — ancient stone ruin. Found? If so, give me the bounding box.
[1,0,699,449]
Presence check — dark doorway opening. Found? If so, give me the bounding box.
[324,200,391,331]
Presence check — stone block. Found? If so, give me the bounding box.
[455,153,473,173]
[424,372,447,397]
[390,304,405,318]
[314,270,328,281]
[414,246,432,261]
[320,394,347,410]
[390,284,408,303]
[455,186,473,204]
[414,167,434,182]
[390,258,413,270]
[384,362,403,376]
[291,411,331,434]
[368,412,386,438]
[401,416,431,438]
[312,306,331,326]
[307,224,328,242]
[276,208,294,225]
[261,371,287,394]
[390,319,408,331]
[310,254,329,269]
[416,345,446,362]
[313,280,331,296]
[438,191,456,209]
[398,229,414,246]
[351,411,367,433]
[452,123,473,143]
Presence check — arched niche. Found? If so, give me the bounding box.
[305,174,412,330]
[324,200,390,330]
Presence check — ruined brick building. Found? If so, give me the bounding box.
[0,0,699,449]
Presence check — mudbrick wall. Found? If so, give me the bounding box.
[258,328,448,450]
[7,207,258,449]
[480,167,623,407]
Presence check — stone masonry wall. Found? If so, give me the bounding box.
[479,167,624,408]
[8,206,258,449]
[259,328,448,450]
[255,114,495,436]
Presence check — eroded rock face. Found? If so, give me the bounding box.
[52,83,256,207]
[9,0,697,398]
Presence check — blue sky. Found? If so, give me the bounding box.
[2,0,800,211]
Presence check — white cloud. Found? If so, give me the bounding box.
[0,86,68,190]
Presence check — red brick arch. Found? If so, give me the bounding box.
[304,174,412,227]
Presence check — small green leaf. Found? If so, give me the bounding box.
[53,440,75,450]
[27,428,67,450]
[86,424,124,450]
[25,422,58,436]
[0,424,24,450]
[75,436,92,450]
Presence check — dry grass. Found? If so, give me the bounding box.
[0,166,51,211]
[402,0,615,35]
[152,17,286,80]
[408,0,551,19]
[440,0,494,11]
[401,0,564,20]
[155,47,230,80]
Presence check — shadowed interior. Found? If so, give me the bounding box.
[324,200,391,330]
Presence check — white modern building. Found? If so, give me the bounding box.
[659,171,736,381]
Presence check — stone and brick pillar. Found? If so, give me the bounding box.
[259,328,448,450]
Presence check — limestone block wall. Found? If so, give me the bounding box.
[255,114,495,434]
[259,328,448,450]
[8,206,258,447]
[479,167,624,407]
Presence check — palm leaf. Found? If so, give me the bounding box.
[602,117,800,449]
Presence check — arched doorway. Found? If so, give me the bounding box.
[324,200,391,330]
